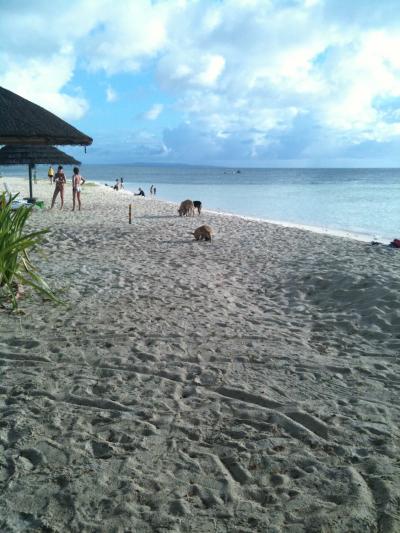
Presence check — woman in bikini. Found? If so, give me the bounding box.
[72,167,86,211]
[51,165,66,209]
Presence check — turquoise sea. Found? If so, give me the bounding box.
[2,164,400,243]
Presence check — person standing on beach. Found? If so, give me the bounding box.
[72,167,86,211]
[150,184,154,195]
[51,165,66,209]
[48,165,54,183]
[153,186,156,196]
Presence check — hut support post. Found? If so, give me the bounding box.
[28,163,33,202]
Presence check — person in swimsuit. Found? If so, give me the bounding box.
[72,167,86,211]
[51,165,66,209]
[48,165,54,183]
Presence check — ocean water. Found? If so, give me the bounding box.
[2,164,400,242]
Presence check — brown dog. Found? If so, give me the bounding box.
[192,225,213,242]
[178,199,195,216]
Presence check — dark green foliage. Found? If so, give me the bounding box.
[0,192,57,309]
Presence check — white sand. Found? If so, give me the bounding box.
[1,177,400,532]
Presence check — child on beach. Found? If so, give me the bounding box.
[51,166,66,209]
[72,167,86,211]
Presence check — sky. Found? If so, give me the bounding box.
[1,0,400,167]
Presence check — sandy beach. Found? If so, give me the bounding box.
[1,177,400,532]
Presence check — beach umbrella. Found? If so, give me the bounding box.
[0,86,92,146]
[0,145,81,202]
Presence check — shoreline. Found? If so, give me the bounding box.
[96,181,387,244]
[2,175,393,244]
[1,176,399,531]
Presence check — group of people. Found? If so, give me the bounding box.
[103,180,157,197]
[49,168,156,206]
[48,165,85,211]
[134,185,157,197]
[133,184,157,197]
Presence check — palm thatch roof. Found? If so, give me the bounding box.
[0,145,81,166]
[0,86,92,146]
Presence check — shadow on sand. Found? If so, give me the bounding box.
[136,215,178,220]
[162,238,212,245]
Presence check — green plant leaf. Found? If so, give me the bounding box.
[0,191,61,309]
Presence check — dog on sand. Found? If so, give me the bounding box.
[178,199,195,216]
[192,224,213,241]
[193,200,202,215]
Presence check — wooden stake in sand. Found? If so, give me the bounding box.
[129,204,132,224]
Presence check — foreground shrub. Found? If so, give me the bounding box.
[0,192,57,309]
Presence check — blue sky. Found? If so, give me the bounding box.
[1,0,400,167]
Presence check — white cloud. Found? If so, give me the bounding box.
[0,52,88,120]
[106,86,117,102]
[157,52,225,89]
[312,30,400,144]
[195,55,225,86]
[84,0,174,74]
[143,104,164,120]
[0,0,99,120]
[3,0,400,162]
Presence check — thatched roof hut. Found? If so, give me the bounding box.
[0,145,82,202]
[0,86,92,146]
[0,145,81,166]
